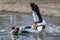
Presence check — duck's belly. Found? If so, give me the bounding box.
[23,28,40,33]
[19,26,43,33]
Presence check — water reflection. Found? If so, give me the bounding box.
[31,35,42,40]
[16,33,43,40]
[15,33,60,40]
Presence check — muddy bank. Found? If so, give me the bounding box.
[0,0,60,17]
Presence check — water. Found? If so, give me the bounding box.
[0,12,60,40]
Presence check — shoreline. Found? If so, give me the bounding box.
[0,0,60,17]
[0,10,60,18]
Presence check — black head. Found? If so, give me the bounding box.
[11,27,15,30]
[16,28,19,32]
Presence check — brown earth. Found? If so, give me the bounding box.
[0,0,60,17]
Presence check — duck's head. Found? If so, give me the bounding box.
[11,27,19,36]
[11,27,15,30]
[15,28,19,32]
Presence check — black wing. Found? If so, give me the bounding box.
[30,2,42,23]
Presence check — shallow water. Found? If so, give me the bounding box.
[0,13,60,40]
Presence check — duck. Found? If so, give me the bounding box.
[20,2,47,33]
[10,3,47,34]
[10,27,19,40]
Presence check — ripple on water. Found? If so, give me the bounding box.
[45,24,60,34]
